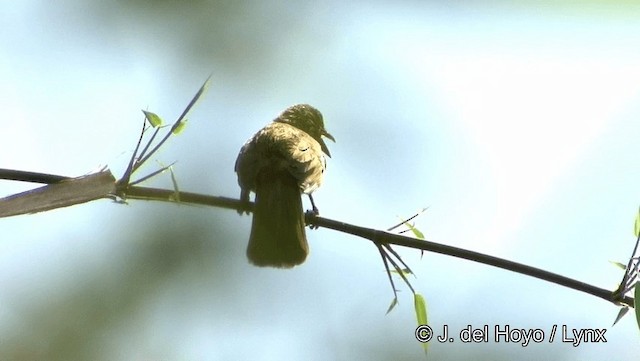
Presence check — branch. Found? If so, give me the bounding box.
[124,185,246,211]
[0,168,634,308]
[0,169,116,217]
[303,213,635,308]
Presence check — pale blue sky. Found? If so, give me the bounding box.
[1,1,640,360]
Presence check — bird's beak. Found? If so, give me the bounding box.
[320,130,335,157]
[322,130,335,143]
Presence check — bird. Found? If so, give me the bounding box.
[235,104,335,268]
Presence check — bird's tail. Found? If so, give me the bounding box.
[247,168,307,268]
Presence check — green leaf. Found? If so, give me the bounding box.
[414,293,429,354]
[612,306,629,327]
[172,119,187,134]
[390,268,413,276]
[385,297,398,315]
[403,221,425,240]
[635,283,640,332]
[609,260,627,271]
[414,293,428,325]
[142,110,163,127]
[634,206,640,237]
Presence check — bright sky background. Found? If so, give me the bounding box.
[1,1,640,360]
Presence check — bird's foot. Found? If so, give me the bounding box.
[237,201,252,215]
[305,194,321,229]
[237,191,251,215]
[306,208,320,229]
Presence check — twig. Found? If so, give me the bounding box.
[0,169,634,308]
[305,213,635,308]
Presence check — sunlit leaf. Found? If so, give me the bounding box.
[403,221,425,240]
[390,268,413,276]
[414,293,427,324]
[142,110,163,127]
[172,119,187,134]
[609,260,627,271]
[414,293,428,354]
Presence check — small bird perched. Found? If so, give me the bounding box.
[235,104,335,268]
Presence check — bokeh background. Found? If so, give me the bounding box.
[2,1,640,360]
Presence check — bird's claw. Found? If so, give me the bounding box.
[237,200,252,215]
[306,208,320,229]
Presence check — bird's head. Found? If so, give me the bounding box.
[276,104,335,157]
